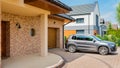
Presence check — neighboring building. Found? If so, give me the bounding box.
[112,24,118,30]
[105,21,118,30]
[64,2,100,37]
[100,21,119,36]
[100,18,107,36]
[0,0,74,67]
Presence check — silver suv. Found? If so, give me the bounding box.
[66,34,117,55]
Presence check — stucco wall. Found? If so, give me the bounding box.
[64,13,95,35]
[48,18,64,49]
[2,12,41,57]
[64,30,76,38]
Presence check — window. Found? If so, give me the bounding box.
[85,36,93,41]
[76,30,84,34]
[76,36,85,40]
[104,31,106,35]
[75,35,86,40]
[72,36,76,40]
[76,18,84,23]
[72,35,93,41]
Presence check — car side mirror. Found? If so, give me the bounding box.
[93,40,96,43]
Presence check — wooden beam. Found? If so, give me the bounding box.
[24,0,38,3]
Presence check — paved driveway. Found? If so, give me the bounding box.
[49,48,86,62]
[49,47,120,68]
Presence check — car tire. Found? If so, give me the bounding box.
[98,46,109,55]
[68,45,76,53]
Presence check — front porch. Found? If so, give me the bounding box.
[0,0,73,67]
[2,53,64,68]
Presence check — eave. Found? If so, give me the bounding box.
[24,0,72,14]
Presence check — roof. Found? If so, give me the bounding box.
[48,0,72,11]
[67,3,96,15]
[55,14,75,21]
[24,0,72,14]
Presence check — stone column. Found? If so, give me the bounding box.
[59,27,63,49]
[40,14,48,56]
[19,0,24,5]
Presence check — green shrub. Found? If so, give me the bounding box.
[96,35,109,40]
[64,36,67,44]
[96,35,103,40]
[96,35,119,46]
[107,29,120,38]
[103,35,109,40]
[107,35,112,41]
[111,35,117,43]
[117,38,120,46]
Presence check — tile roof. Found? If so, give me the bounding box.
[67,3,96,15]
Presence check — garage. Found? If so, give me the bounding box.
[48,28,57,48]
[48,14,74,49]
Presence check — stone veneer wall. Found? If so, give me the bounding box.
[2,12,41,57]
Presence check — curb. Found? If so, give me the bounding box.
[47,58,64,68]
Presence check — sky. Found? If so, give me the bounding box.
[60,0,120,24]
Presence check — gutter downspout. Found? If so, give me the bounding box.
[88,15,90,34]
[63,20,74,49]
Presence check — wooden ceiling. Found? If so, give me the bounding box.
[24,0,69,14]
[48,15,65,21]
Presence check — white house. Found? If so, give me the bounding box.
[100,18,107,36]
[64,2,101,35]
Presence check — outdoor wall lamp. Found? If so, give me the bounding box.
[16,23,21,29]
[54,21,56,24]
[30,28,35,37]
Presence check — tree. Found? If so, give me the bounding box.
[108,23,112,30]
[116,3,120,24]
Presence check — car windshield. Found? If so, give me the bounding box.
[91,35,102,41]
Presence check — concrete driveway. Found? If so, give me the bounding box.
[2,53,64,68]
[49,47,120,68]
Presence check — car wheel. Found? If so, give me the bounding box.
[98,46,109,55]
[68,45,76,53]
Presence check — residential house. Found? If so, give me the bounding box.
[100,20,119,36]
[100,18,107,36]
[64,2,100,38]
[112,24,118,30]
[0,0,74,67]
[106,21,118,30]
